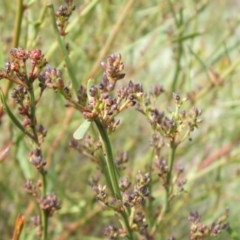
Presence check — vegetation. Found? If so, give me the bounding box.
[0,0,240,239]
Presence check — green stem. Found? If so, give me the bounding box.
[0,90,28,136]
[165,141,176,213]
[121,211,134,240]
[28,84,48,240]
[94,118,133,240]
[6,0,24,97]
[41,169,48,240]
[147,150,155,228]
[28,88,40,145]
[12,0,24,47]
[48,4,78,93]
[169,1,184,92]
[98,153,114,194]
[94,118,121,199]
[29,4,48,48]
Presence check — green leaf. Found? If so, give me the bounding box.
[16,140,33,179]
[0,89,25,133]
[73,120,91,140]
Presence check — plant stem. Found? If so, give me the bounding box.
[94,118,121,199]
[12,0,24,47]
[165,141,176,213]
[121,211,134,240]
[5,0,24,97]
[98,153,114,194]
[28,83,48,240]
[0,89,33,139]
[28,3,48,48]
[28,88,40,145]
[94,118,133,240]
[41,169,48,240]
[169,1,184,92]
[147,151,155,228]
[48,4,78,92]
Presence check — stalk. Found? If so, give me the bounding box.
[147,151,155,228]
[94,118,133,240]
[28,82,48,240]
[48,4,78,92]
[40,170,48,240]
[94,118,121,199]
[5,0,24,97]
[168,0,184,92]
[165,141,176,213]
[12,0,24,47]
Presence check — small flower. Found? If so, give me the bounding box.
[24,180,37,196]
[151,85,164,97]
[37,124,47,138]
[100,53,125,91]
[133,211,148,235]
[11,86,28,104]
[29,49,42,62]
[55,0,75,36]
[10,48,28,61]
[40,66,63,90]
[29,149,46,171]
[188,211,228,239]
[39,193,61,217]
[104,225,120,240]
[119,178,131,191]
[92,184,108,202]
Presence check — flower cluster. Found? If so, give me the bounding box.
[174,165,187,193]
[0,48,48,144]
[29,148,46,172]
[24,180,40,197]
[81,54,143,131]
[86,80,143,131]
[40,67,63,90]
[103,225,121,240]
[69,136,101,163]
[0,48,61,238]
[39,193,61,217]
[55,0,75,36]
[138,92,202,146]
[116,151,129,171]
[188,211,229,240]
[91,168,152,238]
[154,156,168,187]
[0,48,47,86]
[40,53,143,132]
[100,53,125,91]
[24,180,61,218]
[155,157,187,193]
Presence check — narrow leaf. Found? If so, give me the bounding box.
[73,120,91,140]
[16,140,33,179]
[0,90,25,133]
